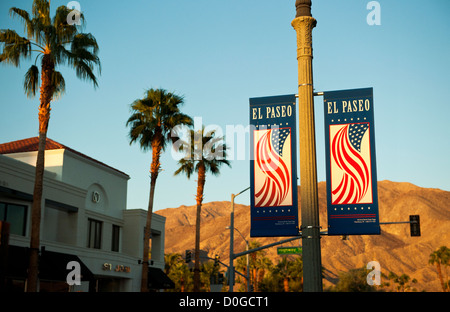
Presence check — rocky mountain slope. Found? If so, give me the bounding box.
[156,181,450,291]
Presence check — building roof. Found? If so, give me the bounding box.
[0,137,129,178]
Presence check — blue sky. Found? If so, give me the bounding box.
[1,0,449,212]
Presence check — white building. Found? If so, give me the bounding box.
[0,137,173,292]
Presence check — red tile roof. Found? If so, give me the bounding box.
[0,137,129,178]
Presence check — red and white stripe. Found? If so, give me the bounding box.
[254,129,291,207]
[331,125,370,204]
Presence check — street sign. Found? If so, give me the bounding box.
[277,247,302,255]
[249,94,299,237]
[323,88,380,235]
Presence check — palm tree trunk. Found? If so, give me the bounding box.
[26,54,54,292]
[436,262,446,292]
[257,268,265,292]
[140,136,162,292]
[284,278,289,292]
[180,276,185,292]
[193,163,206,292]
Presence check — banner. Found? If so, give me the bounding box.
[323,88,380,235]
[249,94,299,237]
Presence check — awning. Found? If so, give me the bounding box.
[3,245,28,279]
[3,245,94,282]
[39,249,94,281]
[147,267,174,289]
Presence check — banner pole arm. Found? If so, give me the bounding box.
[295,92,324,97]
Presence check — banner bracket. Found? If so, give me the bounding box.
[295,91,324,97]
[301,225,323,239]
[300,225,322,230]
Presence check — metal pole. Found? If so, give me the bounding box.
[233,236,305,258]
[291,0,323,292]
[228,186,250,292]
[380,221,416,225]
[234,227,250,292]
[246,242,250,292]
[229,193,235,292]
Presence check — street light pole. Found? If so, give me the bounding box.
[229,193,235,292]
[228,187,250,292]
[235,227,250,292]
[291,0,323,292]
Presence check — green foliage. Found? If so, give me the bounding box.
[127,88,193,152]
[0,0,101,98]
[174,126,231,179]
[165,248,442,292]
[428,245,450,292]
[164,253,225,292]
[164,253,193,292]
[257,256,304,292]
[329,267,377,292]
[235,241,304,292]
[382,271,418,292]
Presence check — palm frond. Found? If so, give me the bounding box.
[57,33,101,87]
[173,126,231,178]
[3,0,101,108]
[55,4,86,29]
[71,33,99,55]
[174,159,194,179]
[53,6,80,44]
[27,16,46,48]
[23,64,40,98]
[9,7,34,40]
[74,58,99,87]
[0,29,32,66]
[51,70,65,99]
[127,89,192,152]
[32,0,51,26]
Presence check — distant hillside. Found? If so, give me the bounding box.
[156,181,450,291]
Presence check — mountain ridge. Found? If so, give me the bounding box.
[156,180,450,291]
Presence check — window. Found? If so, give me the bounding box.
[88,218,102,249]
[0,202,27,236]
[111,225,120,252]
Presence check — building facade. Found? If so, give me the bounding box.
[0,137,172,292]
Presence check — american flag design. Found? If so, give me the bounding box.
[330,123,373,205]
[254,127,293,207]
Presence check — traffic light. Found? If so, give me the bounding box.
[218,273,224,284]
[410,215,420,237]
[185,250,192,263]
[214,254,219,267]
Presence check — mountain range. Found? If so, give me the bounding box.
[156,180,450,292]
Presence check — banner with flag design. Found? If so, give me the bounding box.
[250,94,299,237]
[324,88,380,235]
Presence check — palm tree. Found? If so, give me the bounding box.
[164,253,182,277]
[0,0,100,291]
[256,257,273,292]
[164,253,194,292]
[429,246,450,292]
[127,88,192,292]
[244,241,273,292]
[386,271,418,292]
[200,260,221,292]
[275,257,291,292]
[289,257,304,291]
[174,127,231,291]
